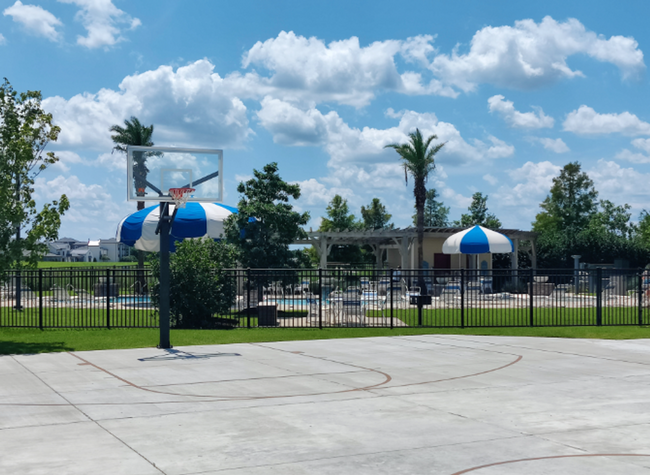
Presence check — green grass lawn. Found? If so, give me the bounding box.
[1,325,650,355]
[1,304,650,355]
[387,307,648,327]
[38,262,139,268]
[1,306,647,329]
[0,307,158,328]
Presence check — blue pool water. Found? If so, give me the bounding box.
[265,299,312,307]
[112,296,152,305]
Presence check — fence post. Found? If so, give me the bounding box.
[38,268,43,330]
[529,268,534,327]
[639,270,643,326]
[246,268,251,329]
[106,268,111,329]
[596,268,602,326]
[460,268,465,329]
[417,267,423,326]
[318,267,323,330]
[390,268,394,330]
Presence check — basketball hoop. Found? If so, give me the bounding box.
[168,187,195,209]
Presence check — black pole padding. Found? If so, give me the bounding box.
[158,202,172,349]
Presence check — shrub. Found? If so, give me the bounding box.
[150,238,238,328]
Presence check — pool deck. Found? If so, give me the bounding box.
[2,335,650,474]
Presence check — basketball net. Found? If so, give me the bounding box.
[168,187,195,209]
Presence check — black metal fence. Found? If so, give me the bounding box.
[1,267,648,329]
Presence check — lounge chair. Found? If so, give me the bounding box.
[263,281,284,298]
[50,285,73,304]
[296,279,311,295]
[306,293,335,325]
[377,279,390,296]
[362,290,385,317]
[386,284,406,309]
[341,297,366,326]
[440,281,461,306]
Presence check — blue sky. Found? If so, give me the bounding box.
[2,0,650,240]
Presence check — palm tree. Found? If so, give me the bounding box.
[110,117,155,288]
[385,128,445,269]
[110,116,155,211]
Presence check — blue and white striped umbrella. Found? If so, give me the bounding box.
[442,225,514,255]
[116,202,238,252]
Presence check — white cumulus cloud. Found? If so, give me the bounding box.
[588,160,650,211]
[488,95,554,128]
[3,1,62,41]
[563,105,650,136]
[483,174,498,185]
[431,16,644,92]
[58,0,140,49]
[493,161,562,223]
[293,178,356,207]
[256,96,331,146]
[631,138,650,154]
[43,60,251,154]
[51,150,84,172]
[33,174,133,237]
[615,138,650,164]
[530,137,570,153]
[256,100,514,167]
[229,31,456,107]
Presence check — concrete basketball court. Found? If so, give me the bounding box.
[2,335,650,474]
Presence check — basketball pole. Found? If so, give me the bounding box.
[158,202,171,349]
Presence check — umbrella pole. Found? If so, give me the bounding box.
[158,202,172,349]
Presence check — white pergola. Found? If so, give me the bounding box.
[294,227,538,269]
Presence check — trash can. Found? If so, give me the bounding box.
[258,304,278,326]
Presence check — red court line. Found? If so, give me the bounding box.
[450,453,650,474]
[0,347,522,406]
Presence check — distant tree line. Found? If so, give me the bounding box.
[531,162,650,268]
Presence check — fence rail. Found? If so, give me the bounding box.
[1,267,648,329]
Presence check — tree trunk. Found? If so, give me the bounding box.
[414,179,426,269]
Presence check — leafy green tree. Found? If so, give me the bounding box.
[589,200,636,239]
[454,192,501,229]
[533,162,598,239]
[0,79,69,270]
[224,162,309,269]
[150,238,238,328]
[533,163,650,267]
[639,210,650,245]
[318,195,365,264]
[385,128,445,268]
[361,198,393,230]
[414,189,449,227]
[320,195,361,231]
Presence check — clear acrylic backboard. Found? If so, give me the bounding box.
[126,146,223,203]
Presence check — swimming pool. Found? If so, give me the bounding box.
[265,298,312,307]
[112,296,153,305]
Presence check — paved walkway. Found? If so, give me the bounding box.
[2,335,650,474]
